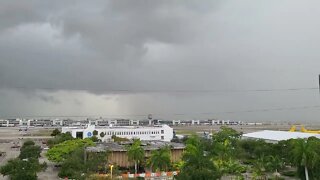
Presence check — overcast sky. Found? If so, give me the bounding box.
[1,0,320,122]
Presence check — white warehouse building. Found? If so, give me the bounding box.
[62,124,174,142]
[242,130,320,143]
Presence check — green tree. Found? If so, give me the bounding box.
[0,158,42,180]
[127,139,145,174]
[58,148,86,179]
[211,137,247,178]
[290,138,319,180]
[252,155,268,180]
[0,140,46,180]
[90,136,99,142]
[86,151,109,173]
[51,128,61,136]
[148,147,171,172]
[237,139,280,164]
[212,126,242,146]
[266,155,284,177]
[47,132,73,148]
[172,161,184,171]
[214,159,246,179]
[100,132,105,138]
[19,145,41,160]
[93,130,98,136]
[213,139,234,161]
[21,140,35,147]
[46,138,94,163]
[212,126,242,163]
[177,135,220,180]
[56,144,108,179]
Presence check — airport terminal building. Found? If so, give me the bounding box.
[62,124,174,142]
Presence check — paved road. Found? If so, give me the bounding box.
[38,151,59,180]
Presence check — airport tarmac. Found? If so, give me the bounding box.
[173,123,320,135]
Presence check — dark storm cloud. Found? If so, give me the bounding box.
[1,0,320,121]
[0,0,226,93]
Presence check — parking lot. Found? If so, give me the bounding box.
[0,127,58,180]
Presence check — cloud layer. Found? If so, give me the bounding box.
[1,0,320,121]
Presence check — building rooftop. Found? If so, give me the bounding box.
[86,140,185,152]
[95,125,169,129]
[242,130,320,142]
[64,124,169,130]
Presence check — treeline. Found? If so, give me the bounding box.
[0,140,47,180]
[46,130,106,179]
[177,126,320,180]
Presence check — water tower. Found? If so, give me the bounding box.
[148,114,153,125]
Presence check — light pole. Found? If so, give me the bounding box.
[109,164,114,179]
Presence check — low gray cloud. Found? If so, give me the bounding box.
[38,94,61,104]
[1,0,320,121]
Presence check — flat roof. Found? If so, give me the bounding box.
[95,125,169,129]
[86,141,185,152]
[63,125,169,130]
[242,130,320,141]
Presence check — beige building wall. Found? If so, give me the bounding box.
[107,149,184,167]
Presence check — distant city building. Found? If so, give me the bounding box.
[8,119,20,126]
[95,120,109,126]
[19,119,29,126]
[62,124,174,142]
[93,119,140,126]
[130,119,140,125]
[112,119,131,126]
[52,119,63,126]
[33,119,51,126]
[0,120,9,127]
[157,120,173,125]
[62,119,74,126]
[172,120,181,125]
[0,117,252,128]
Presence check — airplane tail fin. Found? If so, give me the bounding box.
[301,125,307,132]
[289,125,296,132]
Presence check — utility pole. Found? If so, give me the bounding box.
[318,74,320,94]
[84,147,87,164]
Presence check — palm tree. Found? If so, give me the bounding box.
[213,139,234,161]
[148,146,171,172]
[266,155,283,179]
[252,155,268,180]
[291,138,319,180]
[177,135,220,180]
[127,139,144,174]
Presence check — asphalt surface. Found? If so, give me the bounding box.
[0,127,58,180]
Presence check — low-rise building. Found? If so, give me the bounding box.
[0,119,9,127]
[113,119,131,126]
[242,130,320,143]
[62,124,174,142]
[52,119,63,126]
[33,119,51,126]
[7,119,20,126]
[85,141,185,167]
[95,120,108,126]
